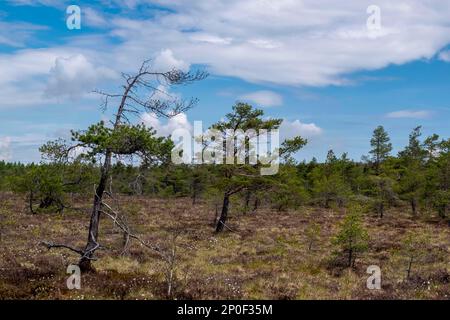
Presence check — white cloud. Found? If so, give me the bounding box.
[280,119,323,139]
[438,50,450,62]
[68,145,91,159]
[141,112,192,137]
[0,48,63,86]
[2,0,450,110]
[7,0,65,6]
[9,133,48,147]
[45,54,117,98]
[0,137,12,161]
[239,90,283,107]
[105,0,450,86]
[248,39,282,49]
[6,1,450,88]
[84,7,109,28]
[190,33,233,45]
[386,109,433,119]
[0,48,93,107]
[0,20,48,47]
[153,49,189,72]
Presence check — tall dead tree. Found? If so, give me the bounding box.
[42,60,206,271]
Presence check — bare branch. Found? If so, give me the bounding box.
[40,241,84,255]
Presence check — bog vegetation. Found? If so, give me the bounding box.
[0,61,448,299]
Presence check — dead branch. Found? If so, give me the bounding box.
[99,200,168,260]
[40,241,84,256]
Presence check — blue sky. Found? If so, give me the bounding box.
[1,0,450,163]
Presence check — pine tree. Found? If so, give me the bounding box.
[332,207,369,268]
[210,103,306,232]
[397,126,427,216]
[369,125,392,175]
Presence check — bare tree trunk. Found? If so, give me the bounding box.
[438,204,448,219]
[325,197,330,209]
[406,256,414,280]
[253,197,259,212]
[243,190,251,214]
[79,151,112,271]
[192,189,197,205]
[216,193,230,233]
[379,202,384,218]
[375,159,380,176]
[348,248,353,268]
[411,198,417,216]
[212,203,219,226]
[78,76,137,271]
[29,190,36,214]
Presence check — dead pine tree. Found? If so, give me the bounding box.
[41,60,207,271]
[161,230,181,299]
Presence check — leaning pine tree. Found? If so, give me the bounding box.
[41,60,206,271]
[204,103,306,233]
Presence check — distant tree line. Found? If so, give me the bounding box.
[1,117,448,224]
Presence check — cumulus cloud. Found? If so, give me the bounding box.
[141,112,192,137]
[386,109,433,119]
[239,91,283,107]
[280,119,323,139]
[45,54,117,98]
[0,48,62,86]
[0,137,12,161]
[153,49,190,72]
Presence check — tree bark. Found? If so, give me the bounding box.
[325,197,330,209]
[438,204,448,219]
[411,198,417,216]
[79,151,112,271]
[406,256,414,280]
[243,190,251,214]
[378,202,384,218]
[215,193,230,233]
[29,190,36,214]
[78,76,136,271]
[348,248,353,268]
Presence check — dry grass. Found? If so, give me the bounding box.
[0,192,448,300]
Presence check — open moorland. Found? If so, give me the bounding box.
[0,193,448,300]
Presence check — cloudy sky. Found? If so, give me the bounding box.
[1,0,450,162]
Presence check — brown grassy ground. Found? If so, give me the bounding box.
[0,192,448,300]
